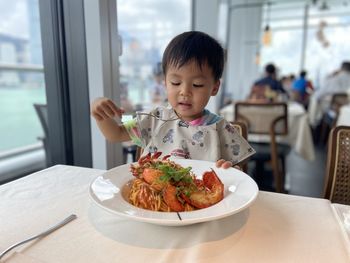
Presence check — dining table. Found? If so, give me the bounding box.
[1,164,350,262]
[336,104,350,126]
[219,101,315,161]
[308,95,331,127]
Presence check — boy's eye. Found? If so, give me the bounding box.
[170,82,180,86]
[193,84,204,88]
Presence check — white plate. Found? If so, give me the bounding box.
[89,159,259,226]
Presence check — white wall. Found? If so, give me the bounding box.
[192,0,221,113]
[225,0,263,101]
[193,0,263,106]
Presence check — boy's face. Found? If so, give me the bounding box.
[165,60,220,121]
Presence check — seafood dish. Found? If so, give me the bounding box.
[128,152,224,212]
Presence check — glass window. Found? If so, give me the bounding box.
[117,0,191,112]
[260,29,303,77]
[260,2,350,87]
[0,0,46,152]
[260,3,304,77]
[305,6,350,89]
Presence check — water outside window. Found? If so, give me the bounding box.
[117,0,191,112]
[0,0,46,153]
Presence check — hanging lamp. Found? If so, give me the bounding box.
[262,2,272,46]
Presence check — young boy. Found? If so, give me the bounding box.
[91,31,255,168]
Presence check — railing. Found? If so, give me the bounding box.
[0,143,43,160]
[0,143,46,184]
[0,63,44,72]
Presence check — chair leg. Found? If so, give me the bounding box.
[122,147,128,164]
[280,155,286,193]
[271,153,282,193]
[319,119,328,145]
[271,167,282,193]
[255,160,265,186]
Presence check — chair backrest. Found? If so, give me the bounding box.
[234,102,288,135]
[235,102,288,193]
[33,104,49,139]
[330,93,348,113]
[323,125,350,205]
[33,103,51,166]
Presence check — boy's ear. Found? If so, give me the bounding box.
[211,80,220,96]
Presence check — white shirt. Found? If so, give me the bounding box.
[315,71,350,99]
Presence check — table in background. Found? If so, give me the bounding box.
[308,95,331,127]
[1,165,349,262]
[336,104,350,126]
[220,101,315,161]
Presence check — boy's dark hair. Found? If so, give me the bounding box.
[265,63,276,75]
[162,31,224,81]
[300,70,307,77]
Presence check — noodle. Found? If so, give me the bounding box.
[128,155,223,212]
[129,179,170,211]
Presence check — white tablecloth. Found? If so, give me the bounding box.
[1,165,349,262]
[308,95,331,127]
[336,104,350,126]
[219,101,315,161]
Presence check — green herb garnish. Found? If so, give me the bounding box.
[155,163,193,184]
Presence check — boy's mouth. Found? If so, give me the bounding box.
[178,102,192,109]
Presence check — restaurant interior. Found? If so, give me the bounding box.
[0,0,350,261]
[1,0,349,197]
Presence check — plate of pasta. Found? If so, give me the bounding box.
[89,153,258,226]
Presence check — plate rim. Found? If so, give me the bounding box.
[89,159,259,226]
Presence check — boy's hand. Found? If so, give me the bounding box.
[216,159,233,169]
[91,97,125,121]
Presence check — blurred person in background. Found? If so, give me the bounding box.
[281,74,295,94]
[314,61,350,100]
[308,61,350,133]
[249,63,287,101]
[291,70,314,108]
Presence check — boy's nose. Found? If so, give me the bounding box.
[179,84,192,97]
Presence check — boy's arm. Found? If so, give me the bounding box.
[91,97,131,142]
[95,118,130,142]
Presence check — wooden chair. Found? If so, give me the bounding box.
[235,102,290,193]
[323,125,350,205]
[320,93,349,144]
[135,121,249,172]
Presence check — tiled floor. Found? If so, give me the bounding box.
[249,143,328,198]
[287,144,327,197]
